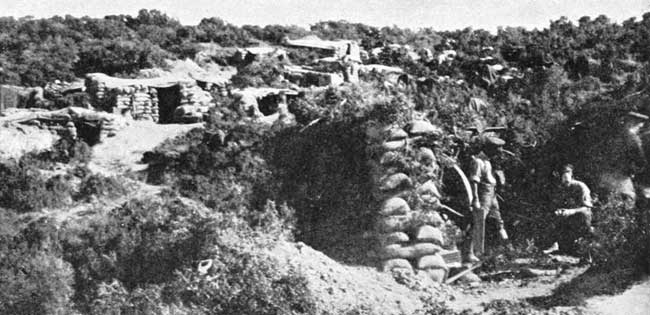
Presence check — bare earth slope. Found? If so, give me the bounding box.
[88,120,202,175]
[585,277,650,315]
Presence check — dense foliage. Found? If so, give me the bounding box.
[3,8,650,314]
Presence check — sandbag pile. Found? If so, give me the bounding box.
[85,77,109,108]
[172,84,215,123]
[180,84,213,111]
[368,118,456,283]
[107,86,159,121]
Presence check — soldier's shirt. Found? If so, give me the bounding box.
[468,155,497,186]
[555,180,593,209]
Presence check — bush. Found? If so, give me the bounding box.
[0,161,74,212]
[170,251,316,315]
[76,174,128,201]
[0,242,76,315]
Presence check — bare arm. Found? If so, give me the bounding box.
[471,182,481,209]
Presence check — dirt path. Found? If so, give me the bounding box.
[88,120,202,175]
[446,266,588,313]
[584,277,650,315]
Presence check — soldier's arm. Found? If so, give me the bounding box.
[557,182,593,217]
[468,158,482,209]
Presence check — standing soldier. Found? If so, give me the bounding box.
[465,134,509,262]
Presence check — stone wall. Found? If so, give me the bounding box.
[368,119,461,283]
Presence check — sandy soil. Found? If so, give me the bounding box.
[88,120,202,175]
[584,277,650,315]
[0,123,59,159]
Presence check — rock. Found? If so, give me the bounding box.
[375,215,411,233]
[415,225,444,245]
[416,254,447,270]
[423,268,447,283]
[408,120,442,136]
[378,232,410,245]
[382,258,413,272]
[379,173,412,191]
[380,197,411,216]
[382,139,407,151]
[380,243,442,259]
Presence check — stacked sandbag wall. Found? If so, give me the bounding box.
[368,119,459,283]
[179,84,214,113]
[105,86,159,122]
[85,77,108,110]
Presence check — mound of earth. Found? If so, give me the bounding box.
[0,123,59,159]
[268,241,454,314]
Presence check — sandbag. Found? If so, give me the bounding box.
[413,211,444,227]
[378,231,410,245]
[382,258,412,272]
[380,197,411,216]
[416,254,447,270]
[387,128,408,141]
[416,180,441,199]
[380,151,402,165]
[423,268,447,283]
[380,243,442,259]
[408,120,441,136]
[415,225,444,245]
[382,139,406,151]
[379,173,412,191]
[375,215,411,233]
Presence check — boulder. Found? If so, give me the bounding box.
[379,173,412,191]
[380,197,411,216]
[382,258,413,272]
[415,225,444,245]
[416,254,447,270]
[380,243,442,259]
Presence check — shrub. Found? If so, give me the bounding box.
[0,161,74,212]
[76,174,129,201]
[170,252,316,315]
[0,241,76,315]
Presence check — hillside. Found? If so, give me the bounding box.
[1,9,650,315]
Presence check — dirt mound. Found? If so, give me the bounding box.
[88,120,202,175]
[0,123,58,159]
[269,241,453,314]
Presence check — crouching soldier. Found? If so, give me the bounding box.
[465,135,509,262]
[543,164,594,255]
